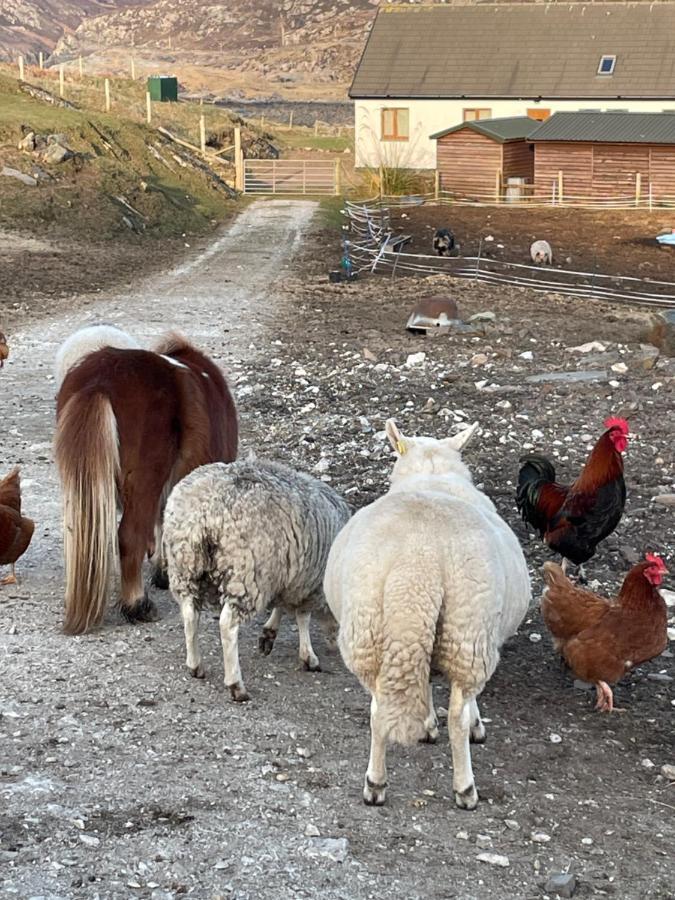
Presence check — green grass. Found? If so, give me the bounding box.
[318,197,346,231]
[279,131,353,154]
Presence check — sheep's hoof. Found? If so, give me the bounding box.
[470,721,486,744]
[228,681,250,703]
[258,628,277,656]
[454,783,478,811]
[121,594,158,624]
[150,567,169,590]
[188,664,205,679]
[363,776,387,806]
[419,726,439,745]
[302,657,322,673]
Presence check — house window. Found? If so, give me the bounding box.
[381,108,409,141]
[598,55,616,75]
[463,108,492,121]
[527,108,551,121]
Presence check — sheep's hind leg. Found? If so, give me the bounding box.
[449,683,478,810]
[363,696,388,806]
[220,603,249,702]
[469,697,486,744]
[179,597,204,679]
[258,607,282,656]
[420,683,439,744]
[296,609,321,672]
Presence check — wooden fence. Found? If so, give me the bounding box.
[243,159,339,196]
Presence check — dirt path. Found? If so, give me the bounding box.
[1,201,674,900]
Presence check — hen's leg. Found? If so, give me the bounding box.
[595,681,625,713]
[0,564,17,586]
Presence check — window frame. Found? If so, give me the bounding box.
[463,108,492,122]
[597,55,616,76]
[527,108,551,121]
[381,107,410,142]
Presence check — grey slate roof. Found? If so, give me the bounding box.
[350,3,675,99]
[529,111,675,143]
[430,116,540,142]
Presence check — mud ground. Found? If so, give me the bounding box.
[1,199,674,900]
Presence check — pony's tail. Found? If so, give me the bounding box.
[55,392,119,635]
[376,564,444,745]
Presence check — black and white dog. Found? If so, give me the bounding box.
[432,228,455,257]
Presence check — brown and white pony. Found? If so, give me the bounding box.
[55,331,238,634]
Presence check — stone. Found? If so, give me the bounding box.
[632,343,660,369]
[661,764,675,780]
[305,837,350,863]
[504,820,520,831]
[544,873,577,898]
[525,370,608,385]
[42,143,72,165]
[304,823,320,837]
[405,352,426,368]
[476,834,492,848]
[647,673,673,683]
[1,166,37,186]
[532,831,551,843]
[574,679,593,691]
[653,494,675,508]
[645,310,675,357]
[18,131,36,152]
[476,852,509,867]
[469,311,497,323]
[519,350,534,360]
[470,353,489,367]
[566,341,607,354]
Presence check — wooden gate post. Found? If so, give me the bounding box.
[146,91,152,124]
[78,56,83,78]
[18,56,25,81]
[434,169,440,201]
[234,126,243,191]
[104,78,111,112]
[495,169,501,203]
[59,65,65,98]
[199,114,206,154]
[131,57,136,81]
[334,160,341,196]
[38,51,44,70]
[635,172,641,207]
[557,170,564,205]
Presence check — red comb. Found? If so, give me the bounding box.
[645,552,667,570]
[604,417,629,434]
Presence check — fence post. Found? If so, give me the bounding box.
[379,164,384,199]
[272,159,276,194]
[314,120,319,137]
[200,114,206,154]
[59,65,65,98]
[131,57,136,81]
[334,160,341,196]
[303,160,307,194]
[78,56,83,78]
[557,170,563,206]
[635,172,641,208]
[649,182,653,211]
[18,56,24,81]
[434,169,440,201]
[234,126,242,190]
[146,91,152,124]
[39,51,44,70]
[289,110,293,129]
[495,169,501,203]
[104,78,111,112]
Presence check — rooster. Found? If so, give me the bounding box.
[0,332,8,368]
[516,417,628,572]
[541,554,669,712]
[0,468,34,585]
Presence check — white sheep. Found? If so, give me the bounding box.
[323,420,531,810]
[55,323,141,387]
[163,458,350,701]
[530,239,553,265]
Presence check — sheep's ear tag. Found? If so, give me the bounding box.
[396,439,407,456]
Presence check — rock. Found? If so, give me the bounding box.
[566,341,607,354]
[1,166,37,186]
[469,311,497,323]
[304,823,320,837]
[526,370,608,384]
[476,852,509,867]
[476,834,492,848]
[532,831,551,843]
[653,494,675,508]
[544,873,577,897]
[611,362,628,374]
[661,764,675,780]
[305,837,350,863]
[529,632,542,643]
[470,353,489,367]
[573,679,593,691]
[519,350,534,360]
[549,733,562,744]
[660,589,675,608]
[405,352,426,368]
[645,309,675,357]
[42,143,72,165]
[504,819,520,831]
[647,673,673,683]
[632,343,660,370]
[641,758,655,769]
[18,131,36,152]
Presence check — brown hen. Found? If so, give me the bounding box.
[0,468,34,585]
[0,332,8,368]
[541,555,669,712]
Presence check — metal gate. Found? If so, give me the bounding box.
[244,158,339,195]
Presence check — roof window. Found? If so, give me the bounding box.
[598,55,616,75]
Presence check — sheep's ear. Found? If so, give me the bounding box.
[445,421,479,452]
[385,418,410,456]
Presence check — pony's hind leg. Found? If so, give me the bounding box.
[118,502,159,624]
[258,607,282,656]
[220,602,249,702]
[449,683,478,810]
[363,695,388,806]
[296,608,321,672]
[149,518,169,590]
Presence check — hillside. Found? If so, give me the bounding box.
[0,1,153,62]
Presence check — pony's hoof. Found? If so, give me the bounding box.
[150,568,169,590]
[228,682,250,703]
[454,783,478,811]
[188,664,205,679]
[258,627,277,656]
[121,595,159,624]
[363,776,387,806]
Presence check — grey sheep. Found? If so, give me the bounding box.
[163,458,350,701]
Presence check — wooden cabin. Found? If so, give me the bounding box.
[431,118,539,200]
[531,111,675,202]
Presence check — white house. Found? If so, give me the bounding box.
[351,3,675,170]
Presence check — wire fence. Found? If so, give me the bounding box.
[352,190,675,211]
[342,200,675,308]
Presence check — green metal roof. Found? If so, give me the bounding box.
[430,116,540,143]
[530,111,675,143]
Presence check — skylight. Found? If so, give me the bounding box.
[598,55,616,76]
